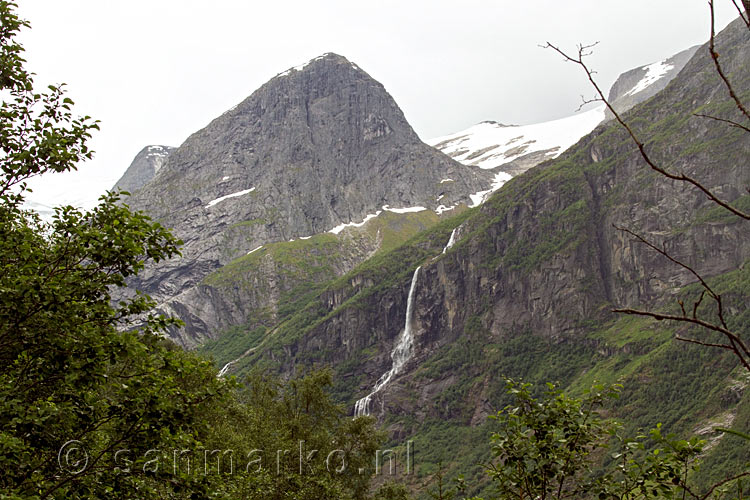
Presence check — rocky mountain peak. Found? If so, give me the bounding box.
[604,44,700,120]
[121,54,489,344]
[274,52,360,78]
[113,145,175,193]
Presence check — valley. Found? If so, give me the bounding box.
[5,4,749,498]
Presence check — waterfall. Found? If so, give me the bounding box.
[442,228,457,254]
[355,266,421,417]
[217,360,235,378]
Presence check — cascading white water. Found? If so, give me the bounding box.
[217,360,235,378]
[442,228,457,254]
[354,266,421,417]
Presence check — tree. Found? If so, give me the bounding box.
[0,10,382,500]
[483,380,620,500]
[203,369,384,500]
[0,4,387,498]
[375,481,413,500]
[0,3,230,498]
[475,381,747,500]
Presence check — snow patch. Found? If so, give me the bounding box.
[468,171,513,207]
[329,211,382,235]
[440,178,454,183]
[146,145,169,158]
[435,205,455,215]
[382,205,427,214]
[247,245,263,255]
[205,187,255,208]
[625,60,674,97]
[328,205,430,237]
[429,106,606,170]
[221,176,230,181]
[276,53,330,78]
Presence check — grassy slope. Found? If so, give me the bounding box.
[194,20,750,497]
[197,208,458,366]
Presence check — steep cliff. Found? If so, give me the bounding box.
[121,53,490,346]
[604,44,700,120]
[113,145,175,193]
[210,16,749,492]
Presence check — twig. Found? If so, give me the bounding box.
[709,0,750,123]
[613,225,718,299]
[730,0,750,29]
[542,41,750,220]
[694,113,750,133]
[614,308,750,371]
[699,470,750,500]
[674,335,734,350]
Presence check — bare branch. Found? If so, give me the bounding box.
[576,95,604,112]
[694,112,750,133]
[692,291,705,319]
[731,0,750,28]
[613,225,718,299]
[614,308,750,371]
[699,470,750,500]
[543,41,750,220]
[674,335,734,350]
[709,0,750,122]
[546,2,750,375]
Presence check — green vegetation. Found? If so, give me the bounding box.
[199,324,268,366]
[0,6,382,498]
[471,381,747,500]
[224,208,477,379]
[4,1,748,498]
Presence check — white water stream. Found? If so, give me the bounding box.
[442,228,457,254]
[354,266,421,417]
[217,360,235,378]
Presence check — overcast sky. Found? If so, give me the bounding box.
[16,1,738,207]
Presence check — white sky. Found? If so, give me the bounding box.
[15,1,738,208]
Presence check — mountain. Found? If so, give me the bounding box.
[428,44,698,183]
[428,105,606,178]
[205,16,749,495]
[604,44,700,120]
[113,145,175,193]
[121,53,491,346]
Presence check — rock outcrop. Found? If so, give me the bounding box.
[122,53,490,346]
[604,45,700,120]
[114,145,175,193]
[227,16,750,427]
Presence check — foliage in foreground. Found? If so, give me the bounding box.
[0,3,382,498]
[439,380,749,500]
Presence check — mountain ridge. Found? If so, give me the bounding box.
[203,16,750,494]
[119,52,491,346]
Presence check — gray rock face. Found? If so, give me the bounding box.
[231,16,750,424]
[605,45,700,120]
[123,53,489,346]
[114,145,175,193]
